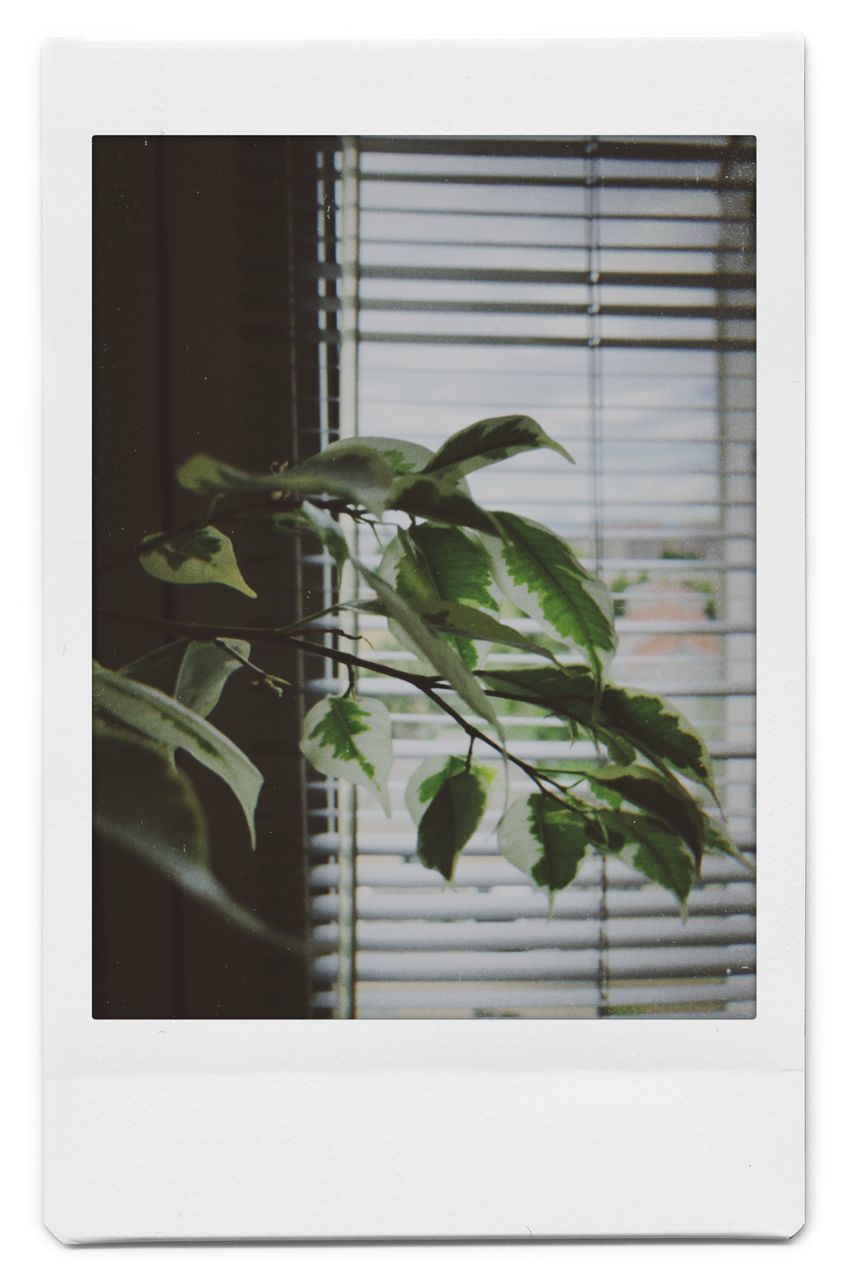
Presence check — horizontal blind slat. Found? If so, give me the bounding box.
[309,855,755,891]
[314,944,756,983]
[313,973,757,1013]
[312,882,755,923]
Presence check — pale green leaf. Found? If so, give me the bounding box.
[485,512,614,672]
[300,694,392,816]
[93,663,263,845]
[404,754,494,826]
[588,776,626,810]
[119,640,189,695]
[498,793,590,894]
[93,725,303,951]
[423,414,574,482]
[174,639,251,718]
[120,639,250,719]
[355,558,505,740]
[282,441,394,514]
[330,435,434,477]
[177,443,394,515]
[416,769,489,880]
[139,526,257,598]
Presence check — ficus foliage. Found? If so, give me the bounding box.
[93,414,743,949]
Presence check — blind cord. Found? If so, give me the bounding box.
[585,137,611,1018]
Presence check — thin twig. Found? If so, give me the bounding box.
[213,639,290,693]
[98,606,588,811]
[98,608,440,689]
[422,687,585,812]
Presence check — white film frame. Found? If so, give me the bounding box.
[42,37,805,1242]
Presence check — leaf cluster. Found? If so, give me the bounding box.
[95,415,746,940]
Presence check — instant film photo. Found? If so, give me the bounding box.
[43,36,804,1242]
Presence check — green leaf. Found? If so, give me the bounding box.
[386,474,501,537]
[177,443,394,515]
[404,754,494,826]
[481,666,713,794]
[582,763,705,866]
[355,559,505,740]
[92,663,263,845]
[498,793,591,894]
[597,685,717,796]
[416,769,489,880]
[481,664,598,707]
[401,524,498,611]
[598,810,695,911]
[299,694,392,815]
[379,526,498,668]
[94,721,208,862]
[485,512,614,672]
[93,725,303,951]
[423,414,574,482]
[174,639,251,718]
[703,816,753,870]
[417,601,560,665]
[139,526,257,598]
[588,777,626,810]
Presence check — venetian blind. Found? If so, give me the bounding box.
[305,136,756,1019]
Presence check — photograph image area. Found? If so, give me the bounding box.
[92,135,756,1020]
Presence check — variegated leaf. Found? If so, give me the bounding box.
[405,754,494,826]
[423,414,573,482]
[92,662,262,845]
[300,694,392,816]
[416,769,489,880]
[498,793,591,894]
[485,512,614,673]
[139,526,257,598]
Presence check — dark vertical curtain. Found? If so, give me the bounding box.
[92,136,336,1018]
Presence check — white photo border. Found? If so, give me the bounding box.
[43,36,804,1241]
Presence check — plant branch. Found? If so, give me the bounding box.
[98,608,442,689]
[420,687,585,812]
[98,606,587,809]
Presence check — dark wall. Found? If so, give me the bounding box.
[93,137,333,1017]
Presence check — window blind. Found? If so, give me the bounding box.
[305,136,756,1019]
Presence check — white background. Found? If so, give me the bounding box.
[1,0,847,1273]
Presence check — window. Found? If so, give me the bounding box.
[306,136,756,1020]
